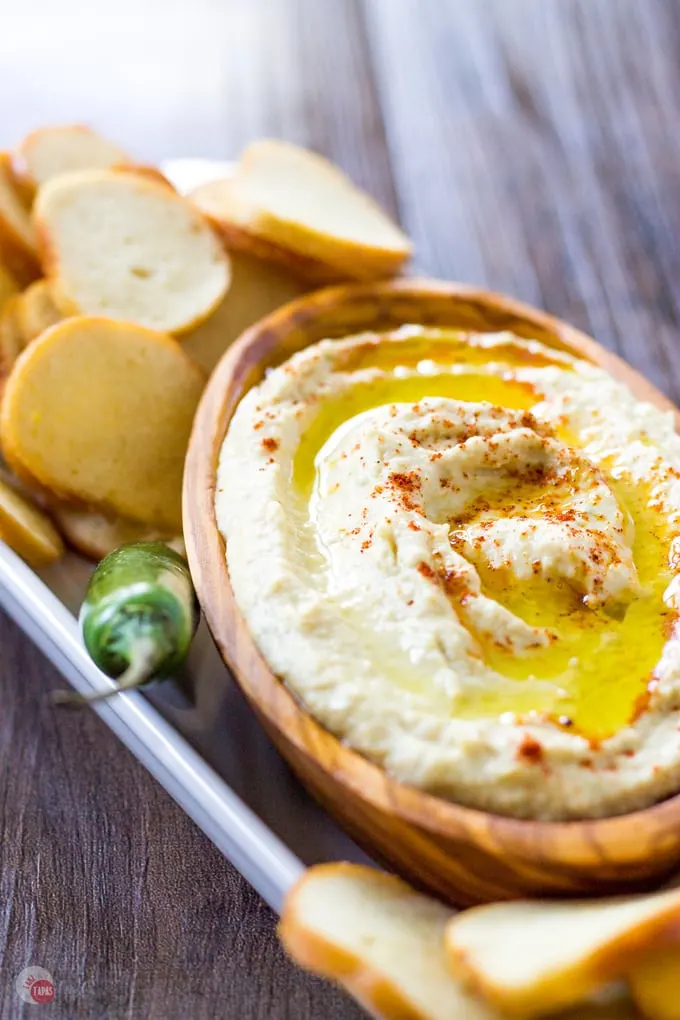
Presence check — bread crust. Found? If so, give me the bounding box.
[17,279,62,344]
[0,316,206,529]
[279,863,465,1020]
[191,179,347,284]
[50,502,182,560]
[0,295,26,384]
[445,890,680,1017]
[233,140,412,279]
[0,153,40,286]
[14,123,132,197]
[113,163,176,191]
[0,474,64,566]
[0,262,19,310]
[245,203,410,280]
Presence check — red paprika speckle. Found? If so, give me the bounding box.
[517,734,544,764]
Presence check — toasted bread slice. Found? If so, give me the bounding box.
[7,160,35,209]
[183,250,305,372]
[51,503,184,560]
[0,295,26,381]
[15,124,131,195]
[17,279,62,344]
[0,153,40,285]
[445,888,680,1017]
[0,317,205,530]
[279,864,635,1020]
[630,943,680,1020]
[113,163,176,191]
[0,474,64,566]
[0,262,19,310]
[279,863,495,1020]
[190,177,347,284]
[226,140,411,280]
[34,169,231,334]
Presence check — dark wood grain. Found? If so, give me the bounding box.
[2,0,680,1015]
[0,614,364,1020]
[364,0,680,397]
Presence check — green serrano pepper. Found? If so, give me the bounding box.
[53,541,199,706]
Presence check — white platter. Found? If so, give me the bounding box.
[0,158,371,915]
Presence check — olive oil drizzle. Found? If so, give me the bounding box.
[290,332,675,740]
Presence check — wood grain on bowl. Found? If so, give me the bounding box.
[183,279,680,906]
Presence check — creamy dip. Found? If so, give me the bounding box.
[216,327,680,820]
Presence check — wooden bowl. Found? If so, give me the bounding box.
[184,278,680,907]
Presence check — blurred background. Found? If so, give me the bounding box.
[3,0,679,391]
[1,0,676,391]
[4,0,678,402]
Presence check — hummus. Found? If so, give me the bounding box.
[217,327,680,820]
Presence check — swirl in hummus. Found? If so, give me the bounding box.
[217,327,680,820]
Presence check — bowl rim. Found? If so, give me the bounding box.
[183,276,680,850]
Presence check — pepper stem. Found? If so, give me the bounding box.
[51,637,161,708]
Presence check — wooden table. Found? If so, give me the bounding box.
[1,0,679,1015]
